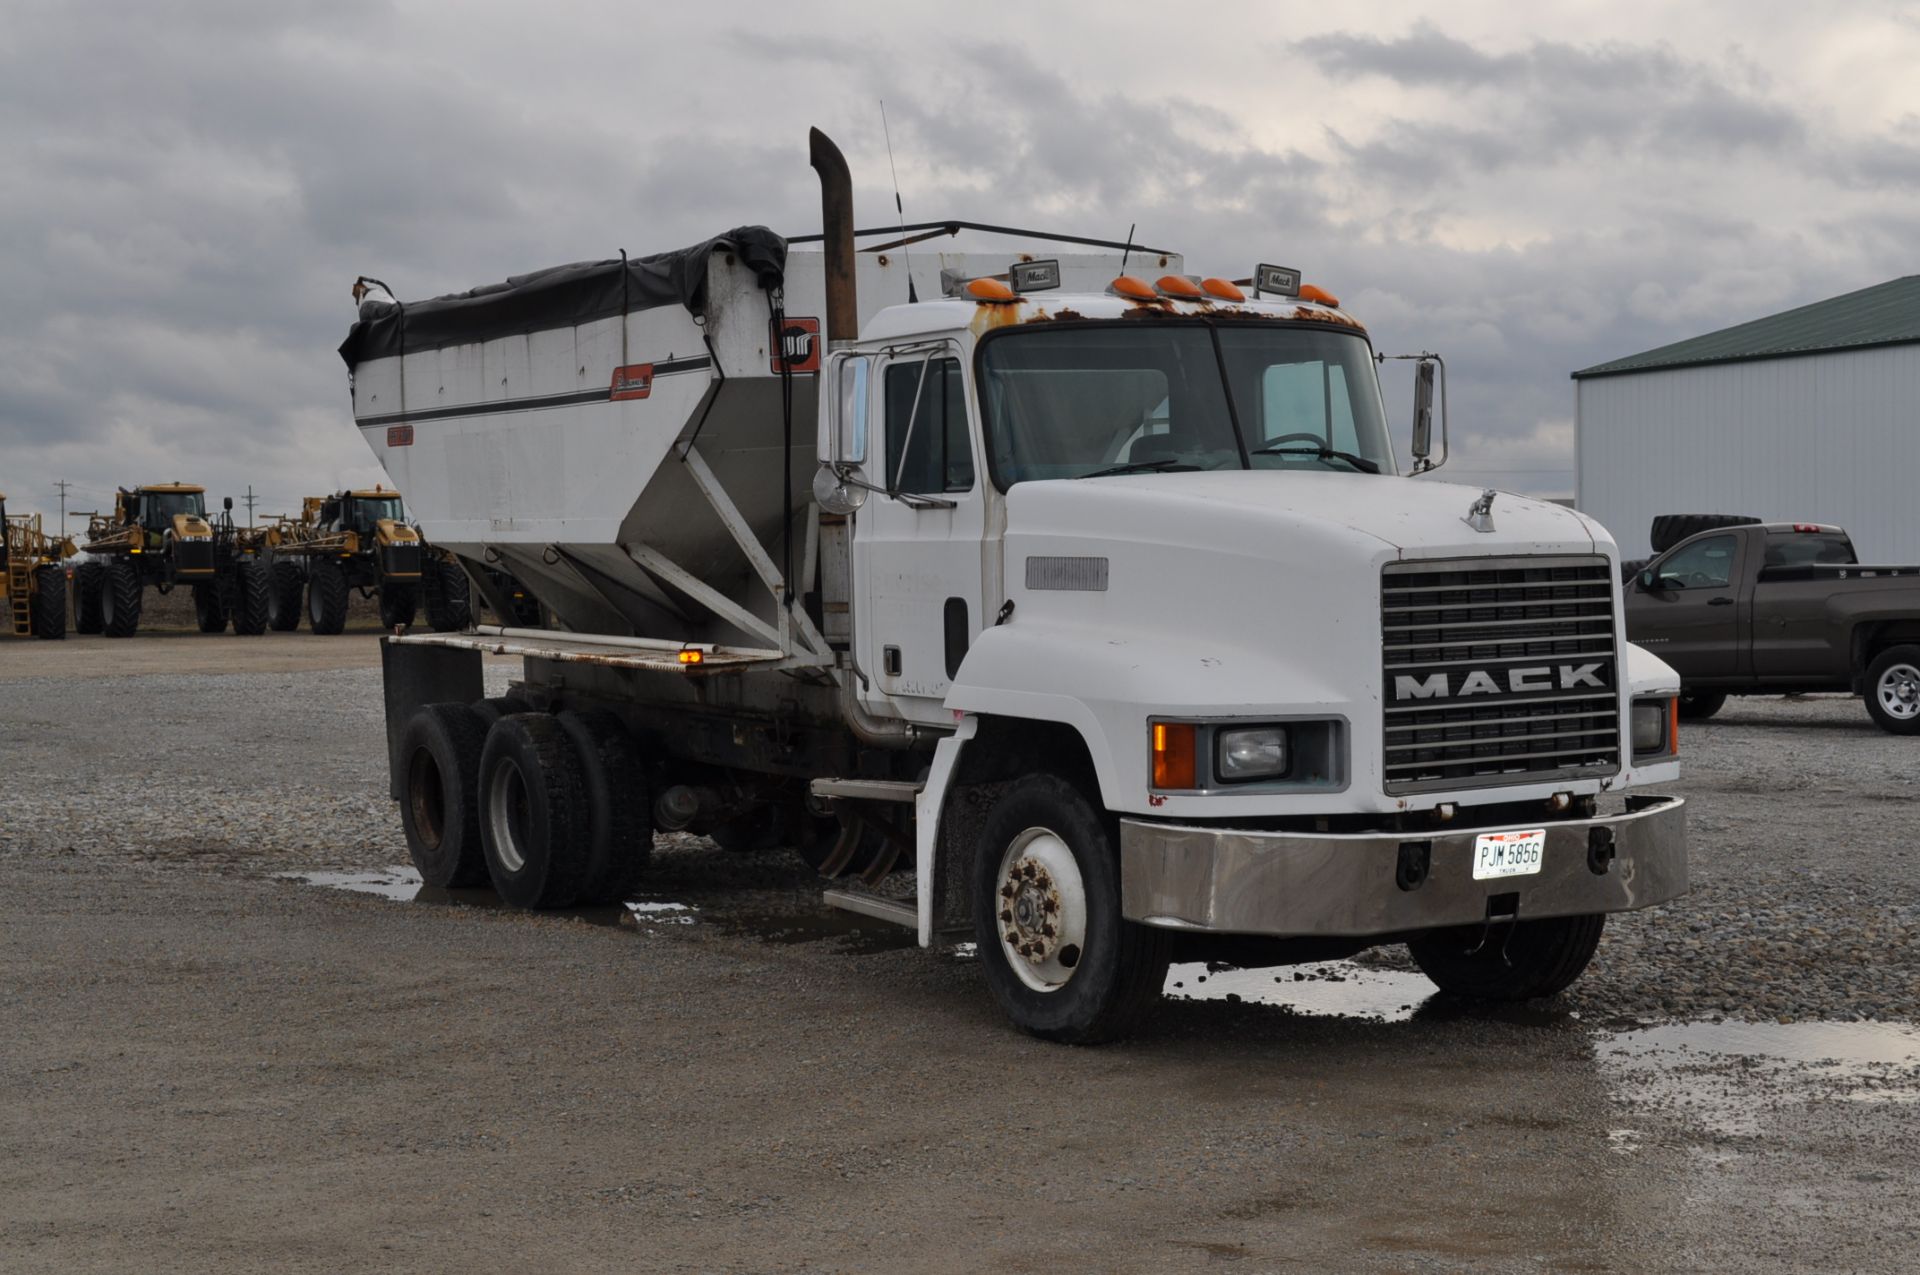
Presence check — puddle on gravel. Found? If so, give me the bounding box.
[282,865,915,953]
[1163,960,1436,1021]
[1599,1019,1920,1137]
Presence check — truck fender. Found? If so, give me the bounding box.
[1623,640,1681,697]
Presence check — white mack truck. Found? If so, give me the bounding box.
[345,129,1687,1043]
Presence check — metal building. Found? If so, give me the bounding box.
[1573,275,1920,559]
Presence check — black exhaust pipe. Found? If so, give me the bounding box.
[809,127,856,347]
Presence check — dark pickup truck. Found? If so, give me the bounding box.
[1624,522,1920,734]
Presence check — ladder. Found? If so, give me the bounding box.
[7,561,32,634]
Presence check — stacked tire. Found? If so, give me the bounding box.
[1648,513,1759,555]
[397,701,652,908]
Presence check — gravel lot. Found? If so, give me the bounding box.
[2,635,1917,1272]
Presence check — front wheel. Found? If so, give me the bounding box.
[1865,645,1920,735]
[31,566,67,640]
[1408,913,1605,1001]
[970,775,1171,1044]
[307,559,348,635]
[192,582,227,633]
[1677,689,1726,720]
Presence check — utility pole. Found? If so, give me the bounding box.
[54,479,72,539]
[243,485,258,529]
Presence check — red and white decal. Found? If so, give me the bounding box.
[771,317,821,374]
[610,363,654,401]
[386,424,414,447]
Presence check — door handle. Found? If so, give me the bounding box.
[1707,596,1734,606]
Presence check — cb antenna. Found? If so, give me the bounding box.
[1120,223,1135,275]
[880,99,917,303]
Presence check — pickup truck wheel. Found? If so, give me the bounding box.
[1677,690,1727,721]
[397,703,492,889]
[1865,645,1920,735]
[1408,913,1605,1001]
[478,712,589,909]
[971,775,1171,1044]
[555,710,652,904]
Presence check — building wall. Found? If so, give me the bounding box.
[1576,343,1920,559]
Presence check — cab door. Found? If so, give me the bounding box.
[1628,532,1748,682]
[852,347,994,723]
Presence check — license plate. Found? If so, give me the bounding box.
[1472,829,1546,880]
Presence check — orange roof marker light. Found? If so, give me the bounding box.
[1201,277,1246,302]
[1108,274,1157,301]
[964,277,1017,303]
[1298,283,1340,307]
[1156,274,1205,299]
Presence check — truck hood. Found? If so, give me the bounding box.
[1003,470,1607,561]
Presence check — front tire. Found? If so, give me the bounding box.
[1408,914,1605,1001]
[970,775,1171,1044]
[1677,689,1726,720]
[477,712,590,909]
[31,566,67,640]
[397,703,492,889]
[307,559,348,635]
[1865,645,1920,735]
[101,557,142,637]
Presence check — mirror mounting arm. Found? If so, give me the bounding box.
[1378,351,1449,474]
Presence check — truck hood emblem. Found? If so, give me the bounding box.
[1464,489,1497,533]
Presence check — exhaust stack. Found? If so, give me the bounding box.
[809,127,856,348]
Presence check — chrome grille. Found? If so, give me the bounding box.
[1381,556,1621,794]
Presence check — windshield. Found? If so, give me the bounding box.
[140,491,204,529]
[977,322,1394,486]
[349,497,403,534]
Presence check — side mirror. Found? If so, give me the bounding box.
[1639,568,1660,591]
[224,496,234,511]
[815,353,870,515]
[1410,360,1435,465]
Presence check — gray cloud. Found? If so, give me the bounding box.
[2,5,1916,518]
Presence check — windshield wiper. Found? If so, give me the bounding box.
[1074,458,1202,479]
[1248,443,1380,474]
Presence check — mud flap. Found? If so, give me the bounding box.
[381,640,484,800]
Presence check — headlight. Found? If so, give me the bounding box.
[1217,726,1290,782]
[1631,698,1675,758]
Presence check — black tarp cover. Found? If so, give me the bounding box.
[338,226,786,371]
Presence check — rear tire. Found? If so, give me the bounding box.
[1864,645,1920,735]
[472,695,533,726]
[31,566,67,640]
[971,774,1172,1044]
[192,582,227,633]
[424,558,472,633]
[1408,914,1605,1001]
[555,710,652,904]
[397,703,493,889]
[307,559,348,635]
[1677,689,1727,720]
[73,563,105,634]
[378,583,418,630]
[101,557,142,637]
[477,712,590,909]
[231,559,269,636]
[267,561,304,631]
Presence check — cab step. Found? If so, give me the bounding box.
[809,777,922,803]
[821,887,918,930]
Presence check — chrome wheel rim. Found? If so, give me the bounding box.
[1878,663,1920,721]
[994,826,1088,993]
[485,758,531,872]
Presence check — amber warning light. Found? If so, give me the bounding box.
[677,649,704,665]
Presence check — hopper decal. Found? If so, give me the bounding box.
[610,364,655,401]
[772,317,821,374]
[386,424,414,447]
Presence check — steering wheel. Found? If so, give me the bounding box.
[1682,571,1719,589]
[1263,432,1326,450]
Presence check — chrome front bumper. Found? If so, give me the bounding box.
[1120,795,1687,937]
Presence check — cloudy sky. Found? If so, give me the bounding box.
[4,0,1918,526]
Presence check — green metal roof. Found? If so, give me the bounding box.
[1572,274,1920,380]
